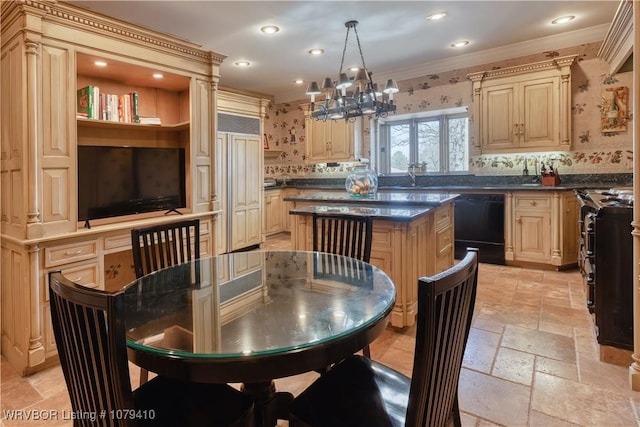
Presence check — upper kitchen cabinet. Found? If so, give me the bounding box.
[598,0,633,74]
[468,55,577,154]
[304,107,363,163]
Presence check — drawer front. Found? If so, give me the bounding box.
[104,232,132,251]
[45,262,101,301]
[45,241,97,267]
[435,252,451,274]
[436,225,453,256]
[514,195,551,211]
[435,205,453,231]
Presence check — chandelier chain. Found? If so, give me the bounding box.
[352,25,369,79]
[338,24,351,76]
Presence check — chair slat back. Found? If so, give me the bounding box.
[131,219,200,278]
[312,214,372,262]
[49,272,135,427]
[406,248,479,427]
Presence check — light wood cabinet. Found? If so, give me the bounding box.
[264,188,284,236]
[481,77,559,151]
[305,115,357,162]
[512,194,552,263]
[0,1,221,375]
[505,191,578,268]
[229,134,263,251]
[215,91,269,254]
[468,56,576,154]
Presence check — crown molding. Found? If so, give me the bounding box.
[597,0,633,74]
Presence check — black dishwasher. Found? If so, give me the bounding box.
[454,193,505,265]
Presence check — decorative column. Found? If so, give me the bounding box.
[629,0,640,391]
[551,192,562,263]
[504,192,514,260]
[25,41,41,226]
[27,244,45,368]
[210,79,219,213]
[559,72,572,149]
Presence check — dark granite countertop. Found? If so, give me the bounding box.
[289,205,434,222]
[267,173,632,192]
[283,191,460,207]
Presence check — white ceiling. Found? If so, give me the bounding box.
[67,1,620,103]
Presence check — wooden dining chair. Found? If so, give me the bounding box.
[48,271,255,427]
[312,213,372,262]
[131,219,200,278]
[130,219,201,384]
[288,248,479,427]
[312,213,373,358]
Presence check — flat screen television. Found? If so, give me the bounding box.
[78,145,186,222]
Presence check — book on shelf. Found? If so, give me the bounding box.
[77,85,93,119]
[131,91,140,123]
[76,87,142,124]
[138,116,162,125]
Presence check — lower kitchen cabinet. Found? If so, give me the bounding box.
[505,191,577,268]
[264,188,285,236]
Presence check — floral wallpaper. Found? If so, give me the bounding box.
[264,41,632,178]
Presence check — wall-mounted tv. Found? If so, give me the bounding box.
[78,146,186,222]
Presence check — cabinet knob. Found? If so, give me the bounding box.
[530,201,537,206]
[516,217,522,223]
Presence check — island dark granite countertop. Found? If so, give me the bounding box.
[283,191,460,207]
[289,205,434,222]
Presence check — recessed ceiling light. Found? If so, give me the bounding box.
[152,73,163,79]
[551,15,575,25]
[260,25,280,34]
[451,40,469,48]
[294,79,304,85]
[235,61,251,67]
[349,66,359,72]
[308,48,325,56]
[94,60,107,67]
[427,12,447,20]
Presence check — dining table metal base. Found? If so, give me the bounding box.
[241,381,294,427]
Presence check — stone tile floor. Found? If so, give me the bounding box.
[2,233,639,426]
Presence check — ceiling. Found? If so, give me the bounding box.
[67,1,620,103]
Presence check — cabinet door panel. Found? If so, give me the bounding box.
[514,211,551,262]
[482,84,517,150]
[328,120,354,160]
[306,119,329,161]
[230,135,262,251]
[521,78,558,148]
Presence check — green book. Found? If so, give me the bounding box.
[77,85,93,119]
[131,91,140,123]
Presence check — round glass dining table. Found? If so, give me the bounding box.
[123,250,396,426]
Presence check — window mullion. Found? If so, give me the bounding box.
[441,116,448,174]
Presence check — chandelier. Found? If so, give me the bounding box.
[306,20,399,121]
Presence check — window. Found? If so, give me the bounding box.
[378,108,469,174]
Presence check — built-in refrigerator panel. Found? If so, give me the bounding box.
[216,113,263,254]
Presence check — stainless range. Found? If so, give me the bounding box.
[574,188,633,350]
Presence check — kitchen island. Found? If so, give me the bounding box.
[286,192,458,328]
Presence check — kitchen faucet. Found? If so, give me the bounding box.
[407,170,416,186]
